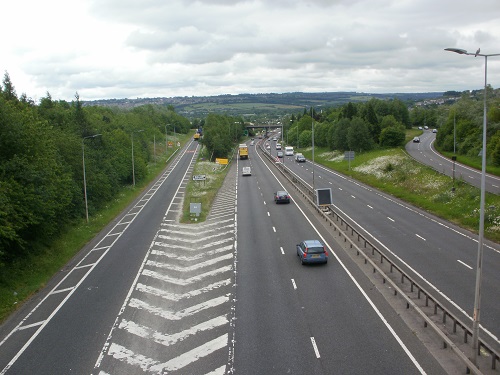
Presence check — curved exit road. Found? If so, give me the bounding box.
[405,129,500,195]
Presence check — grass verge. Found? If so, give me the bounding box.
[298,146,500,243]
[180,146,235,223]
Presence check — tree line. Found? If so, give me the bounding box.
[0,73,193,266]
[285,89,500,163]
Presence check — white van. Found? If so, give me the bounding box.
[285,146,294,156]
[242,166,251,176]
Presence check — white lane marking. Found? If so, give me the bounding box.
[339,187,343,191]
[136,279,231,302]
[415,234,426,241]
[150,334,228,373]
[310,337,321,358]
[387,217,395,222]
[119,315,228,347]
[273,227,276,232]
[128,295,230,320]
[267,212,270,216]
[291,279,297,290]
[457,260,473,270]
[145,254,233,272]
[367,205,373,209]
[142,265,232,285]
[280,247,285,255]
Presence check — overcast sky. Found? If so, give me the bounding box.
[3,0,500,102]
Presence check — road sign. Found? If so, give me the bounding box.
[316,188,332,206]
[344,151,355,160]
[192,175,206,181]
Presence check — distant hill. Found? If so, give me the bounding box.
[83,91,444,118]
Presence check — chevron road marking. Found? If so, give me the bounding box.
[151,244,233,261]
[107,334,228,374]
[146,253,233,272]
[128,295,230,320]
[141,266,233,285]
[135,279,232,301]
[153,238,233,251]
[119,315,228,346]
[157,231,234,243]
[159,223,234,236]
[161,218,233,229]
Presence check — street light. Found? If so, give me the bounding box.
[445,47,500,365]
[82,133,101,222]
[131,130,144,187]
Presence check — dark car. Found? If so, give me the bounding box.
[274,190,290,204]
[295,153,306,162]
[296,240,328,265]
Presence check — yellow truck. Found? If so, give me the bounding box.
[239,144,249,159]
[193,132,200,140]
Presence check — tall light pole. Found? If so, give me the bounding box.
[312,109,315,195]
[82,134,101,222]
[445,47,500,365]
[131,129,144,187]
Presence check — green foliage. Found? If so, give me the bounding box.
[379,126,406,147]
[0,75,192,267]
[201,114,239,160]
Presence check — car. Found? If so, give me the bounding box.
[277,151,284,158]
[413,136,420,143]
[274,190,290,204]
[272,137,277,141]
[296,240,328,265]
[242,166,251,176]
[418,126,423,130]
[266,143,271,149]
[424,126,429,130]
[276,143,282,150]
[432,129,437,133]
[250,141,255,145]
[295,153,306,162]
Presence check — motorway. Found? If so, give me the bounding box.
[264,135,500,348]
[405,129,500,195]
[0,132,488,374]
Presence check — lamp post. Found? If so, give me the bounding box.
[82,134,101,222]
[131,130,144,187]
[312,110,315,196]
[445,47,500,365]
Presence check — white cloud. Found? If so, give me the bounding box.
[2,0,500,101]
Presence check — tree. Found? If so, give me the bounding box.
[1,71,17,102]
[379,126,405,147]
[347,118,374,152]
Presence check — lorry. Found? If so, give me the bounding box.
[239,144,249,159]
[193,132,201,140]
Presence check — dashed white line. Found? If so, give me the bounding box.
[457,260,473,270]
[387,217,395,222]
[291,279,297,290]
[415,234,426,241]
[367,205,373,209]
[351,195,356,199]
[310,337,320,358]
[280,247,285,255]
[267,212,270,216]
[273,227,276,232]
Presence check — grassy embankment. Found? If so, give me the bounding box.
[0,132,192,323]
[298,131,500,244]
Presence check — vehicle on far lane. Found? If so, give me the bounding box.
[295,153,306,162]
[413,137,420,143]
[296,240,328,265]
[242,166,251,176]
[274,190,290,204]
[277,151,284,158]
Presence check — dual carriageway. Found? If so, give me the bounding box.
[0,131,498,374]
